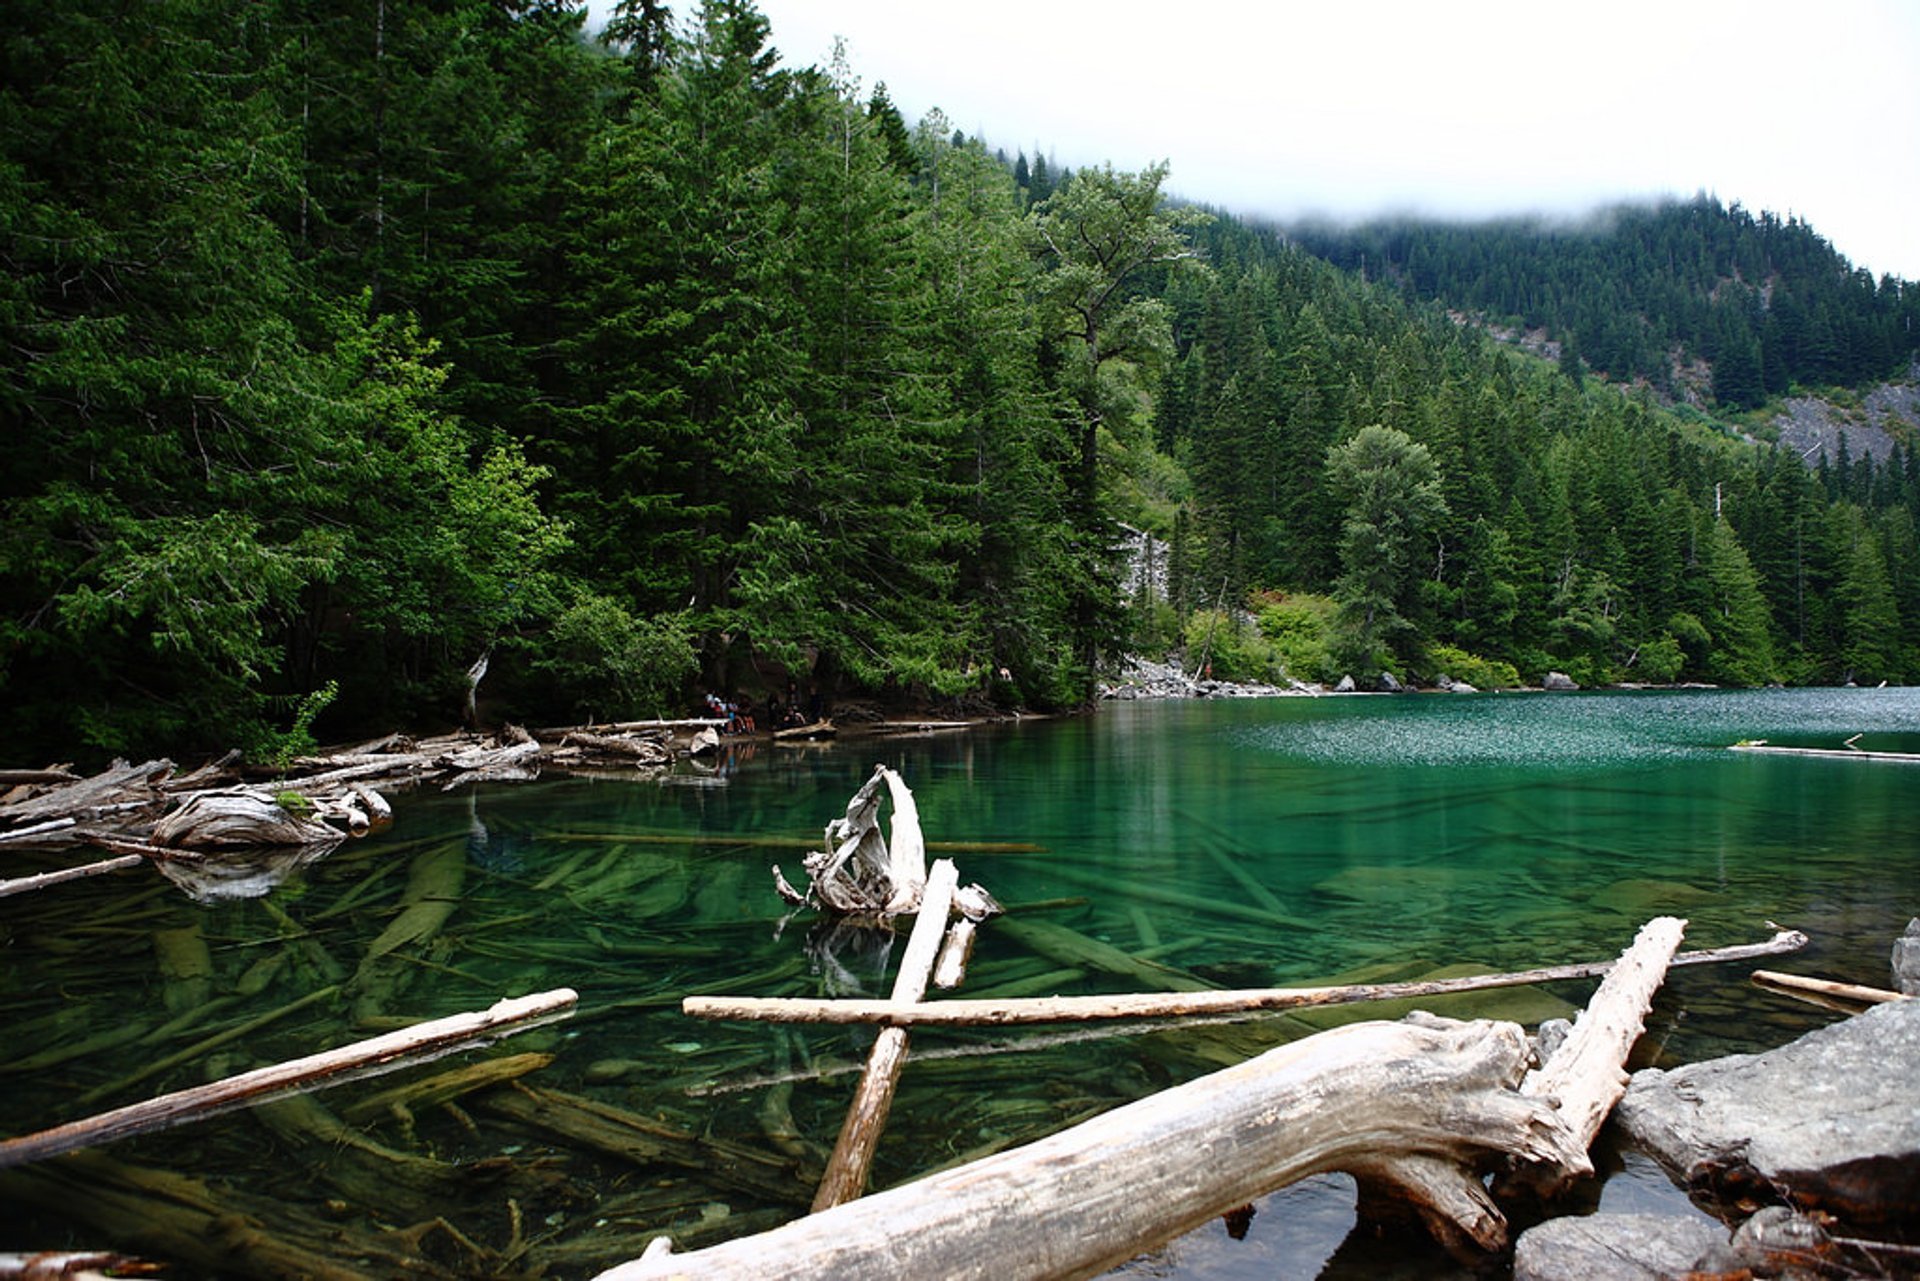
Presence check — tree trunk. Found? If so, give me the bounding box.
[593,1015,1563,1281]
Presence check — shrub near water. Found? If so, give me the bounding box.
[1181,608,1281,683]
[1255,593,1338,684]
[1423,644,1521,691]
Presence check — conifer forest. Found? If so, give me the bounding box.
[6,0,1919,763]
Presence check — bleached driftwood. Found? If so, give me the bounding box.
[684,926,1806,1027]
[611,919,1696,1277]
[0,759,173,828]
[150,790,351,851]
[811,859,959,1211]
[773,765,928,915]
[1504,915,1685,1195]
[596,1015,1567,1280]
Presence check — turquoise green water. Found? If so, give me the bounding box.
[2,688,1915,1277]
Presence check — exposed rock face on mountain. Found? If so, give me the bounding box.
[1770,361,1920,465]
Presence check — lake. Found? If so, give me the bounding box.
[3,687,1916,1278]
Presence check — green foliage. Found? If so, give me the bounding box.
[526,594,699,722]
[1255,593,1338,683]
[1324,425,1449,673]
[240,679,340,773]
[1422,644,1521,691]
[4,0,1914,764]
[1633,633,1686,684]
[1181,609,1279,684]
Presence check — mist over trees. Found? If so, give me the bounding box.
[4,0,1916,763]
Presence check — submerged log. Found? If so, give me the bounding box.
[811,859,958,1211]
[595,1015,1567,1280]
[0,989,576,1169]
[684,926,1806,1027]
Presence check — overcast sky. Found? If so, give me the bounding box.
[626,1,1920,281]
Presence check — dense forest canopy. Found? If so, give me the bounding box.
[3,0,1915,765]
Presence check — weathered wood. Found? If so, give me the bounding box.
[0,816,77,845]
[1728,742,1920,763]
[150,789,347,850]
[0,989,576,1168]
[683,927,1805,1027]
[1506,915,1686,1194]
[0,853,145,898]
[1751,968,1908,1005]
[0,759,173,825]
[775,764,931,915]
[595,1015,1568,1279]
[811,858,959,1212]
[931,918,977,990]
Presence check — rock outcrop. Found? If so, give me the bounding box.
[1613,998,1920,1230]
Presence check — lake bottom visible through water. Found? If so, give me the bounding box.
[1,687,1914,1278]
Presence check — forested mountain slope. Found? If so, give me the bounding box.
[2,0,1913,766]
[1285,199,1920,411]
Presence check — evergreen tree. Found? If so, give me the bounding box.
[1324,425,1448,673]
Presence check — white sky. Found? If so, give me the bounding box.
[625,0,1920,281]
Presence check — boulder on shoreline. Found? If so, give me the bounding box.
[1098,657,1315,700]
[1613,997,1920,1230]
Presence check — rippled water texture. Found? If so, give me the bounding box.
[1,688,1914,1278]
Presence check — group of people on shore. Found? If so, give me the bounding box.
[701,682,820,735]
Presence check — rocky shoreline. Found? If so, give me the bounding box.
[1517,920,1920,1280]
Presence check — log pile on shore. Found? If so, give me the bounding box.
[0,722,728,898]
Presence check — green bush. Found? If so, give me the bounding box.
[1181,608,1280,684]
[1255,593,1338,683]
[1633,634,1685,684]
[529,592,698,720]
[1422,644,1520,690]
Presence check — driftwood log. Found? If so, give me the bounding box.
[684,926,1805,1027]
[811,859,958,1211]
[1504,916,1684,1195]
[0,989,577,1169]
[609,919,1694,1278]
[596,1015,1567,1280]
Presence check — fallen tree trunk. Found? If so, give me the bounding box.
[1750,968,1909,1006]
[593,1014,1566,1280]
[0,989,576,1169]
[608,918,1697,1277]
[1505,915,1685,1194]
[811,859,958,1211]
[684,927,1806,1027]
[0,853,146,898]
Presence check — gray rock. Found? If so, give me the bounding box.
[1334,674,1356,693]
[1542,670,1580,690]
[1449,680,1478,694]
[1378,670,1403,693]
[1615,999,1920,1228]
[1511,1212,1722,1281]
[1893,917,1920,996]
